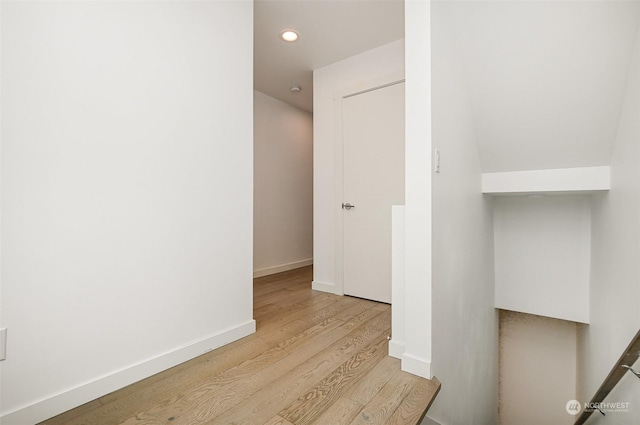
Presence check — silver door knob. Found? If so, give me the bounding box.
[342,203,355,210]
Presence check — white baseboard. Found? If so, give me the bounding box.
[253,259,313,278]
[401,352,432,379]
[0,320,256,425]
[312,280,340,295]
[388,339,405,359]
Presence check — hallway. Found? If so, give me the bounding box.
[41,267,439,425]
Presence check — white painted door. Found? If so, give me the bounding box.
[342,82,405,303]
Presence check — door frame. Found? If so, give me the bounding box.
[333,72,405,297]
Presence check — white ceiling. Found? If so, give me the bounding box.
[444,1,640,172]
[254,0,405,112]
[255,1,640,173]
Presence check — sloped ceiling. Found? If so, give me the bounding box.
[446,1,640,172]
[254,0,404,112]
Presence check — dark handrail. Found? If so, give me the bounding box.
[575,328,640,425]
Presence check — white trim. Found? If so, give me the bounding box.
[333,94,345,297]
[423,417,443,425]
[388,339,405,359]
[253,259,313,278]
[343,80,405,99]
[391,205,405,360]
[0,320,256,425]
[311,280,341,295]
[482,166,610,195]
[401,352,432,379]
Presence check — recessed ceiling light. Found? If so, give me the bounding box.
[280,30,299,42]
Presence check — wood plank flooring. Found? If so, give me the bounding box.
[40,266,440,425]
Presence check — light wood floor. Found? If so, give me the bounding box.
[41,266,439,425]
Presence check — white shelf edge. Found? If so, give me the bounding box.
[482,166,610,195]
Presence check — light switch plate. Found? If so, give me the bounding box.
[0,328,7,361]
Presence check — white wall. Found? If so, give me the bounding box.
[499,311,577,425]
[253,91,313,277]
[427,3,498,423]
[577,15,640,424]
[403,0,433,380]
[0,2,254,423]
[494,195,591,324]
[312,39,404,294]
[453,1,640,173]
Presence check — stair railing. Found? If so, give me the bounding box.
[574,328,640,425]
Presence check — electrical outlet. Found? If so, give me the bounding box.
[0,328,7,361]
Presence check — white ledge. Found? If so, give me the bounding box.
[482,166,610,195]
